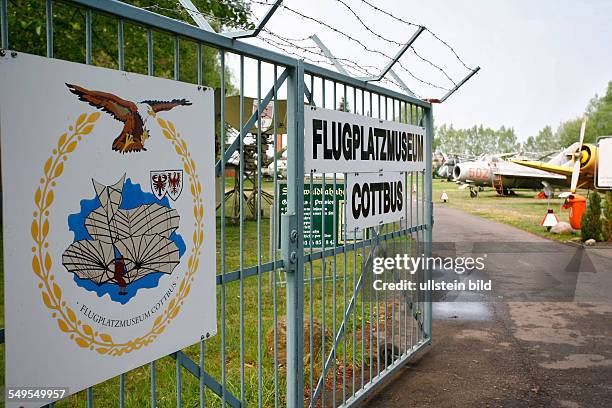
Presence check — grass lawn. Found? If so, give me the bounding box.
[432,178,588,241]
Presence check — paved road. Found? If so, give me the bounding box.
[362,204,612,407]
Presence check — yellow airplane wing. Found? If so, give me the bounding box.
[511,159,574,177]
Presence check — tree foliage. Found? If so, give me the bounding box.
[531,81,612,149]
[434,124,519,157]
[522,125,559,153]
[555,118,584,148]
[3,0,252,90]
[585,82,612,141]
[581,192,602,242]
[437,81,611,156]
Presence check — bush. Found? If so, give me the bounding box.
[603,192,612,241]
[581,192,602,242]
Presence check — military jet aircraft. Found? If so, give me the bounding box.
[453,153,567,197]
[436,154,460,181]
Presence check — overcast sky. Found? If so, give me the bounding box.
[239,0,612,141]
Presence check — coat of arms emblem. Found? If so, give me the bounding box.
[151,170,184,201]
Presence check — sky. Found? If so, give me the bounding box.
[235,0,612,142]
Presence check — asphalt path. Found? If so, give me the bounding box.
[362,204,612,407]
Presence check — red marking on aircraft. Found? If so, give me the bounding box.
[468,167,490,180]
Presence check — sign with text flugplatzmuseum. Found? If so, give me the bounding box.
[304,106,426,174]
[1,52,216,406]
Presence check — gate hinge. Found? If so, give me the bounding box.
[281,212,298,273]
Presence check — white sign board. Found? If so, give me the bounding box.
[346,172,406,231]
[304,106,426,173]
[1,52,216,406]
[596,136,612,189]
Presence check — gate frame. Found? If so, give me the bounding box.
[0,0,438,406]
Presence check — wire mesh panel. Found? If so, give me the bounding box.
[298,70,432,408]
[0,1,432,407]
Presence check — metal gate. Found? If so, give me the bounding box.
[0,0,433,406]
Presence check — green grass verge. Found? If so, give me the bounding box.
[432,178,585,241]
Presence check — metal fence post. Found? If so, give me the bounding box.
[283,59,305,408]
[423,106,434,339]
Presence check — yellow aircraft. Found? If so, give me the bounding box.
[512,118,597,193]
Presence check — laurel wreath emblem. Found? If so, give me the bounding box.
[32,113,203,356]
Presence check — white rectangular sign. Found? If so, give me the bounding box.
[346,172,406,231]
[304,106,426,173]
[596,136,612,189]
[1,52,216,406]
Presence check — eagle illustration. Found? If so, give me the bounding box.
[66,83,191,153]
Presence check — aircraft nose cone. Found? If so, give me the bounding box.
[579,147,590,165]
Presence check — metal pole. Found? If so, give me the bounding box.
[117,19,124,71]
[0,0,8,49]
[368,26,425,82]
[178,0,215,32]
[284,59,305,408]
[269,203,274,288]
[439,67,481,103]
[85,10,92,65]
[309,34,348,75]
[46,0,53,58]
[147,29,153,75]
[423,106,433,339]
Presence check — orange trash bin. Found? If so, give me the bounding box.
[563,194,587,230]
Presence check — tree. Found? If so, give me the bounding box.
[496,125,520,154]
[586,81,612,141]
[556,117,584,148]
[581,192,602,242]
[523,125,559,153]
[603,192,612,241]
[434,124,518,157]
[4,0,252,88]
[554,81,612,148]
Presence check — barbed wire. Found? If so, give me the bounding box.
[254,2,450,91]
[262,31,380,72]
[330,0,457,86]
[141,0,381,83]
[146,0,463,94]
[257,33,415,95]
[249,0,473,75]
[260,35,385,79]
[142,2,256,30]
[332,0,404,46]
[156,2,388,83]
[356,0,475,71]
[262,30,323,50]
[409,47,456,86]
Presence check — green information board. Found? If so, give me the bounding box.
[278,182,344,248]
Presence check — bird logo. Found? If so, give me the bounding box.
[66,83,191,153]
